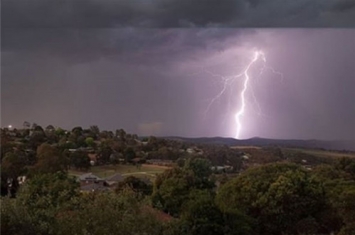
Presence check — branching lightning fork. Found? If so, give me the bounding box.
[198,50,284,139]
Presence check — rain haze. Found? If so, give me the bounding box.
[2,0,355,141]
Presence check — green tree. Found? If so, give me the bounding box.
[337,187,355,230]
[184,157,212,179]
[1,197,40,235]
[0,130,14,160]
[97,143,113,164]
[70,151,91,171]
[32,143,67,175]
[89,125,100,136]
[116,176,152,197]
[115,128,126,141]
[45,125,55,132]
[76,135,87,147]
[179,189,224,235]
[335,157,355,180]
[55,127,66,137]
[1,172,80,235]
[1,152,27,197]
[71,126,83,136]
[152,158,215,217]
[1,152,26,180]
[217,163,331,235]
[56,191,164,235]
[85,137,94,147]
[313,163,355,233]
[17,171,79,211]
[124,147,136,163]
[29,129,46,149]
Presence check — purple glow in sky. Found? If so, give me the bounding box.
[2,1,355,140]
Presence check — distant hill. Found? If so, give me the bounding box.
[163,136,355,152]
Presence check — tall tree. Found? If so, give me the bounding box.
[124,147,136,163]
[70,151,91,171]
[1,152,27,197]
[32,143,67,175]
[29,127,46,149]
[89,125,100,136]
[71,126,83,137]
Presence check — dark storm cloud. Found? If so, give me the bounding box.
[2,28,250,65]
[331,0,355,12]
[1,1,355,141]
[2,28,355,140]
[2,0,355,28]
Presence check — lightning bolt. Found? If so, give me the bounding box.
[192,49,284,139]
[234,50,265,139]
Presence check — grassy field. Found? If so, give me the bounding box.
[231,145,355,159]
[285,148,355,159]
[231,146,262,150]
[68,164,170,180]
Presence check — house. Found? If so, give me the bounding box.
[186,148,195,154]
[78,173,109,192]
[211,165,233,173]
[105,173,124,187]
[186,147,204,155]
[242,155,249,160]
[78,173,103,185]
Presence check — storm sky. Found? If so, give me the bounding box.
[2,0,355,140]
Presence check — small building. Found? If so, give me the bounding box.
[105,173,124,187]
[186,148,195,154]
[242,155,249,160]
[78,173,103,185]
[211,165,233,173]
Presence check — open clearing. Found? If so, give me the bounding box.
[231,145,355,159]
[231,146,262,150]
[285,148,355,159]
[68,164,170,180]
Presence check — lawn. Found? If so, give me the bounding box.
[68,164,170,180]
